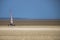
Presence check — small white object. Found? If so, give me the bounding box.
[10,15,13,24]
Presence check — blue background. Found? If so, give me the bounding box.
[0,0,60,19]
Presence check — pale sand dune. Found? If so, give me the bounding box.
[0,25,60,28]
[0,27,60,31]
[0,26,60,40]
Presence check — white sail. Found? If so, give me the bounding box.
[10,9,14,24]
[10,15,13,24]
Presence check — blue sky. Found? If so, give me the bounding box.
[0,0,60,19]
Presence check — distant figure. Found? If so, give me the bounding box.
[8,9,15,26]
[9,15,15,26]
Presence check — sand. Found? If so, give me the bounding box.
[0,26,60,40]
